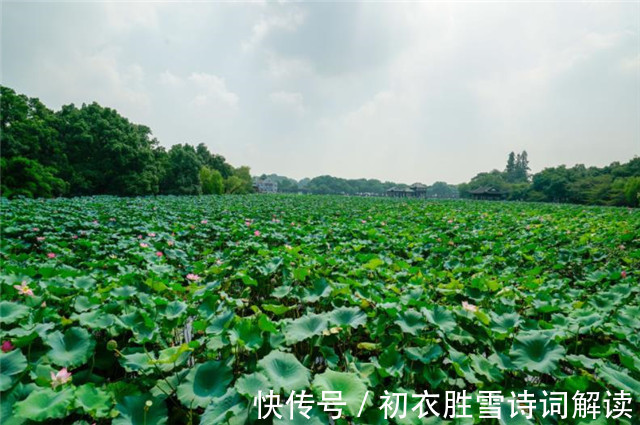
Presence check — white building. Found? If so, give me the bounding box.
[254,178,278,193]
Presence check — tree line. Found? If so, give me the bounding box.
[458,150,640,207]
[0,86,253,198]
[255,174,460,198]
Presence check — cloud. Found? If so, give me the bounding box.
[242,8,305,50]
[158,71,185,88]
[265,52,313,79]
[188,73,239,108]
[269,91,305,115]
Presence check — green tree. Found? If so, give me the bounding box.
[624,177,640,207]
[160,144,202,195]
[56,103,160,195]
[0,157,67,198]
[505,152,517,182]
[200,166,224,195]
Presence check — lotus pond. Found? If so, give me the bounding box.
[0,195,639,424]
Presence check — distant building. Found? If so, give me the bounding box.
[469,186,506,200]
[387,183,428,198]
[253,178,278,193]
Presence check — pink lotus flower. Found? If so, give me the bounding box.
[254,230,261,236]
[381,221,386,226]
[140,243,148,248]
[621,271,627,278]
[245,220,252,227]
[619,245,626,250]
[201,220,208,224]
[1,340,14,352]
[72,235,78,239]
[148,232,156,237]
[447,219,454,224]
[186,273,200,281]
[361,220,366,224]
[47,253,56,259]
[462,301,478,313]
[138,234,143,239]
[32,227,40,232]
[167,240,174,246]
[13,281,34,296]
[37,237,46,242]
[51,368,72,388]
[156,251,163,257]
[92,220,98,224]
[216,259,223,265]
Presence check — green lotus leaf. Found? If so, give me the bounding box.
[301,278,331,303]
[0,301,29,325]
[283,313,328,345]
[374,347,405,378]
[161,300,187,320]
[177,360,233,408]
[235,372,271,397]
[394,309,427,335]
[156,344,191,372]
[328,306,367,329]
[263,304,295,315]
[74,383,113,418]
[73,276,97,290]
[119,348,156,373]
[199,388,246,425]
[0,383,36,425]
[45,327,96,367]
[14,387,74,421]
[0,349,28,391]
[205,310,235,334]
[423,306,456,333]
[257,350,310,393]
[470,354,504,382]
[119,311,157,343]
[510,331,565,374]
[71,310,115,329]
[114,395,167,425]
[311,369,369,417]
[597,364,640,398]
[405,345,443,364]
[229,317,263,351]
[490,312,522,334]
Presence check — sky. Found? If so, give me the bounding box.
[2,1,639,184]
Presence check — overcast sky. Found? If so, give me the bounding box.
[2,1,639,184]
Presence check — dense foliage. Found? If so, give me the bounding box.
[0,86,253,198]
[1,195,638,424]
[459,152,640,207]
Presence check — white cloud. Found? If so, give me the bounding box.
[243,8,305,50]
[188,72,239,108]
[270,91,305,115]
[266,52,313,79]
[103,3,161,32]
[158,71,184,88]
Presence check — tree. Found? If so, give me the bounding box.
[0,157,67,198]
[624,177,640,207]
[160,144,202,195]
[200,166,224,195]
[55,103,160,195]
[505,152,517,182]
[228,166,254,194]
[513,150,530,183]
